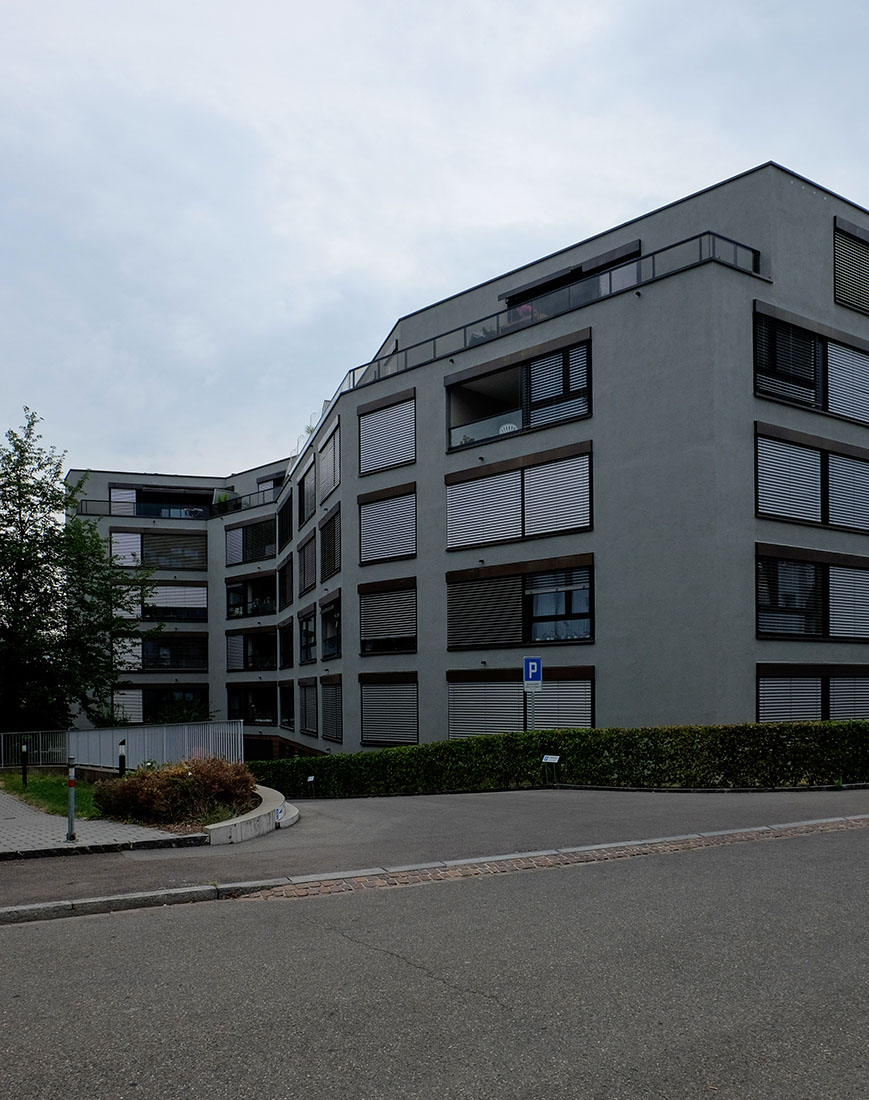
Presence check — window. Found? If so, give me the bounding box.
[758,666,869,720]
[225,520,276,566]
[321,677,343,743]
[278,496,293,551]
[279,624,293,669]
[226,576,276,619]
[834,220,869,315]
[320,510,341,581]
[359,396,415,474]
[320,427,340,501]
[299,680,318,736]
[141,585,207,622]
[143,636,208,671]
[447,560,592,648]
[279,683,294,730]
[227,684,276,725]
[109,486,211,519]
[447,670,593,737]
[298,461,316,527]
[756,430,869,531]
[755,310,869,423]
[446,449,591,549]
[112,532,207,570]
[359,677,418,745]
[321,598,341,659]
[298,534,316,595]
[359,580,417,654]
[448,340,590,447]
[114,686,210,724]
[278,560,293,611]
[359,487,416,563]
[757,551,869,640]
[299,610,316,664]
[227,632,277,671]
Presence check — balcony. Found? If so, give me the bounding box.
[77,484,281,521]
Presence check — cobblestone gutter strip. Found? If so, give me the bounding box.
[236,816,869,902]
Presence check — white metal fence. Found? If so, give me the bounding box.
[0,722,244,769]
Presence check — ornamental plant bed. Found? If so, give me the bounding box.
[93,756,258,827]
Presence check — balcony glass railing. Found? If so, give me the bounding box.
[449,409,522,448]
[77,485,281,520]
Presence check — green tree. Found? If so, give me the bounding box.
[0,409,156,731]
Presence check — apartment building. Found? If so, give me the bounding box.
[70,163,869,755]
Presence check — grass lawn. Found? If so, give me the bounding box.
[0,772,102,819]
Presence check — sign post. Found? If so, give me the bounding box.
[66,756,77,843]
[523,656,542,730]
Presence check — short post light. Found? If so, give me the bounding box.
[118,738,127,778]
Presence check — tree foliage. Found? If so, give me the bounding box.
[0,409,155,731]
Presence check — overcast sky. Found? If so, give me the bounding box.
[2,0,868,477]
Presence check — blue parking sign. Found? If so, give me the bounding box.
[523,656,543,693]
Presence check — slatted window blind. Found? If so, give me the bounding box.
[359,588,417,652]
[446,455,590,549]
[835,228,869,314]
[278,497,293,551]
[448,682,525,738]
[110,487,137,515]
[447,577,524,647]
[227,635,244,670]
[142,533,207,570]
[143,585,207,622]
[112,532,141,565]
[320,512,341,581]
[320,430,340,500]
[756,559,822,635]
[300,683,318,735]
[360,682,419,745]
[757,677,822,721]
[828,566,869,637]
[756,437,822,522]
[829,678,869,719]
[360,494,416,562]
[298,462,316,526]
[299,536,316,594]
[754,314,819,405]
[279,684,294,729]
[113,690,143,724]
[828,454,869,530]
[113,638,142,670]
[359,399,415,474]
[533,680,593,730]
[827,342,869,423]
[321,681,343,743]
[527,344,589,427]
[226,528,243,566]
[278,561,293,610]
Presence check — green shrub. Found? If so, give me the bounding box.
[93,756,257,825]
[249,721,869,800]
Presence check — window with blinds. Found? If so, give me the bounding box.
[298,535,316,595]
[320,512,341,581]
[142,585,208,622]
[226,632,276,671]
[360,681,419,745]
[446,454,590,549]
[113,637,142,670]
[142,533,207,570]
[143,636,208,671]
[110,487,137,515]
[298,461,316,527]
[279,683,294,730]
[359,584,417,654]
[533,680,593,730]
[359,398,415,474]
[320,428,340,501]
[757,552,869,640]
[448,576,524,647]
[527,344,589,427]
[278,496,293,551]
[111,532,142,565]
[359,492,416,562]
[278,561,293,610]
[755,310,869,424]
[447,681,525,738]
[834,226,869,315]
[757,677,823,721]
[299,611,316,663]
[279,624,293,669]
[227,684,276,724]
[757,433,869,531]
[299,681,318,735]
[321,680,343,743]
[226,521,276,567]
[113,689,143,724]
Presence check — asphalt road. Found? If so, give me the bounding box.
[1,786,868,907]
[1,827,866,1099]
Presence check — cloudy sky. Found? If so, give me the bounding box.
[2,0,868,476]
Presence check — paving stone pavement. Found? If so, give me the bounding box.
[0,788,175,855]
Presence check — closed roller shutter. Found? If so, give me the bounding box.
[360,589,417,642]
[757,678,822,721]
[113,690,143,724]
[227,635,244,670]
[142,534,207,570]
[360,683,419,745]
[528,350,565,402]
[321,681,343,743]
[829,566,869,637]
[359,399,415,473]
[113,638,142,670]
[446,470,521,548]
[320,430,340,500]
[146,585,207,610]
[828,453,869,530]
[756,437,821,522]
[299,536,316,592]
[524,454,590,536]
[529,396,588,427]
[829,678,869,719]
[110,488,136,515]
[320,513,341,580]
[360,494,416,561]
[300,683,318,734]
[112,532,141,565]
[826,342,869,423]
[226,528,243,566]
[448,681,525,739]
[447,576,523,647]
[533,680,593,729]
[835,229,869,314]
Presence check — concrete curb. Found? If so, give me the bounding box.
[0,833,209,862]
[1,813,867,926]
[204,787,299,845]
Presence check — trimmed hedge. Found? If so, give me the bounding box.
[249,722,869,800]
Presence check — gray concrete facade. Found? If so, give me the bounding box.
[70,163,869,753]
